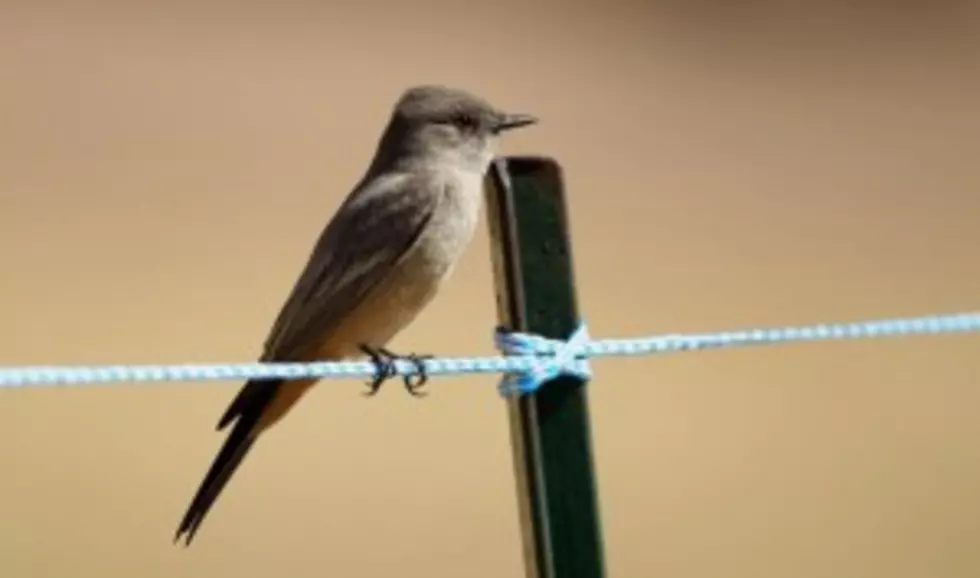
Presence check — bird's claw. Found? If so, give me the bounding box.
[359,345,432,397]
[360,344,395,397]
[402,353,434,397]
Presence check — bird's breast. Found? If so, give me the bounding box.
[327,172,483,352]
[410,172,482,278]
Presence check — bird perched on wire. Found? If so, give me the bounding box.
[173,84,537,545]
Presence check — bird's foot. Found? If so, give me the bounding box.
[360,344,397,397]
[401,353,434,397]
[359,345,433,397]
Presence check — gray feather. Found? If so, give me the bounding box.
[261,173,443,361]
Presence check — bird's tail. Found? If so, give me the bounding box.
[173,379,280,546]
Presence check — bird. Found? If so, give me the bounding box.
[173,84,537,545]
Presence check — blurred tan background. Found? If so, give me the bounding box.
[1,1,979,577]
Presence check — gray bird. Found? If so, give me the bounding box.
[174,84,537,545]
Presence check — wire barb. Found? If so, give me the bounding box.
[0,311,977,390]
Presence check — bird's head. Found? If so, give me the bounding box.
[384,84,537,172]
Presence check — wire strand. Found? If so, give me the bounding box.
[1,311,976,390]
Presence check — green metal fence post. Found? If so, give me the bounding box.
[485,156,606,578]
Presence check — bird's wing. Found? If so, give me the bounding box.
[212,174,444,433]
[174,175,447,545]
[261,173,443,362]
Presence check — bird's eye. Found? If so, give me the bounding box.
[453,113,479,130]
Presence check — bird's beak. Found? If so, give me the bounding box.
[495,113,538,132]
